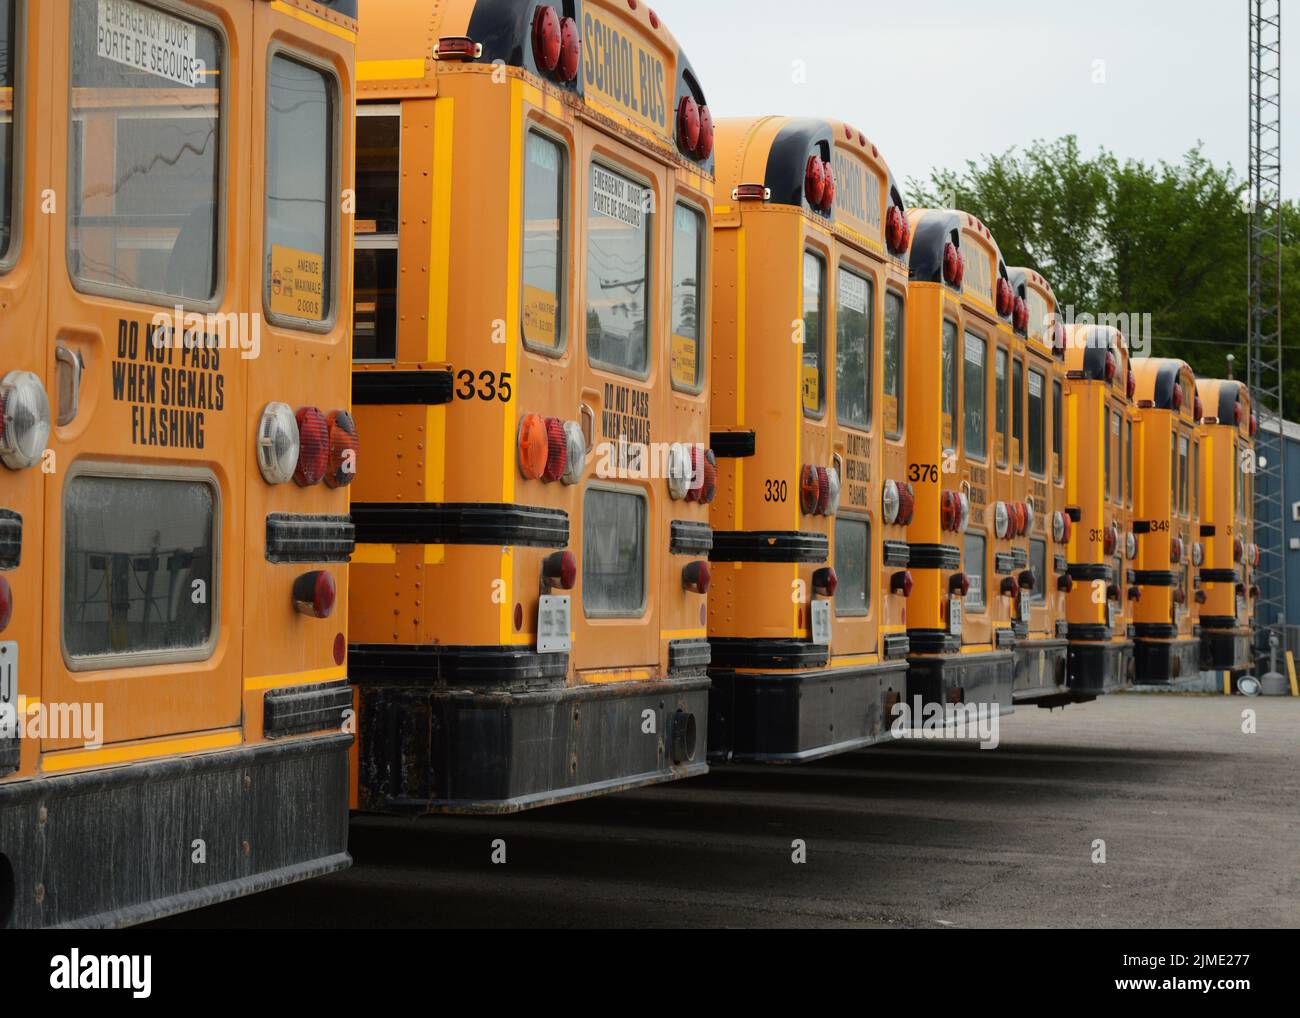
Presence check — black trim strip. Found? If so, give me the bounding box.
[0,509,21,571]
[996,628,1018,649]
[263,681,353,738]
[352,370,454,406]
[710,531,829,563]
[1067,563,1112,582]
[709,638,828,670]
[1133,520,1152,535]
[670,521,714,556]
[883,633,911,660]
[882,540,911,567]
[1199,616,1238,630]
[1055,621,1070,639]
[907,629,961,655]
[710,431,756,458]
[1134,623,1178,640]
[995,552,1018,575]
[1068,623,1112,642]
[265,514,356,564]
[909,543,962,570]
[350,644,569,687]
[1200,568,1239,584]
[1133,570,1176,587]
[1200,524,1216,537]
[669,639,712,674]
[352,503,569,548]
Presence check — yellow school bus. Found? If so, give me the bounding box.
[0,0,358,928]
[705,116,910,760]
[1195,378,1257,672]
[901,210,1014,715]
[1061,324,1133,696]
[1130,358,1201,682]
[347,0,715,811]
[1006,267,1070,704]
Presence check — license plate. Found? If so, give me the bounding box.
[1107,602,1117,631]
[1019,592,1031,621]
[949,596,963,637]
[1237,597,1248,621]
[810,600,832,646]
[536,596,571,654]
[0,642,16,734]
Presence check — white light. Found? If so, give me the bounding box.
[994,501,1009,540]
[824,467,842,516]
[0,371,51,470]
[257,402,300,485]
[666,443,691,501]
[882,480,900,525]
[562,421,586,486]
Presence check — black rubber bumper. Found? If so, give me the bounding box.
[356,677,709,814]
[1133,636,1201,685]
[0,733,351,929]
[1012,639,1070,705]
[1067,639,1133,697]
[905,650,1015,716]
[1200,627,1254,672]
[707,660,909,763]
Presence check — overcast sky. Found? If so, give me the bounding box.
[651,0,1295,200]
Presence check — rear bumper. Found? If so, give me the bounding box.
[1067,640,1133,697]
[1200,627,1254,672]
[356,676,709,814]
[708,660,909,763]
[1012,639,1071,706]
[906,650,1015,716]
[0,733,351,929]
[1134,636,1201,685]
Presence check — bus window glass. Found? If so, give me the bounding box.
[670,203,703,389]
[1104,409,1112,496]
[1170,433,1178,513]
[0,0,16,264]
[587,163,651,375]
[353,109,400,360]
[963,332,987,459]
[883,291,904,438]
[801,251,825,416]
[941,319,958,451]
[69,0,222,301]
[1193,441,1200,516]
[64,474,216,662]
[1113,410,1122,501]
[964,533,986,611]
[266,55,335,324]
[835,268,872,430]
[994,348,1008,466]
[1012,357,1024,469]
[1028,368,1045,476]
[833,518,869,617]
[1125,417,1133,506]
[522,131,566,353]
[1030,538,1047,603]
[583,489,646,616]
[1179,434,1190,516]
[1052,379,1063,482]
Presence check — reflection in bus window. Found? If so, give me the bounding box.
[834,518,869,617]
[883,291,904,438]
[266,55,335,324]
[523,132,566,353]
[1193,441,1200,516]
[1012,357,1024,469]
[941,319,958,451]
[353,109,400,360]
[68,0,222,300]
[670,203,703,389]
[582,488,646,617]
[1125,417,1133,506]
[835,268,872,430]
[801,251,825,416]
[1052,379,1063,482]
[963,331,987,459]
[587,163,651,376]
[964,533,986,611]
[1028,368,1046,476]
[1104,409,1113,496]
[0,0,16,264]
[995,348,1008,466]
[1030,538,1047,603]
[1170,432,1178,513]
[1178,434,1190,516]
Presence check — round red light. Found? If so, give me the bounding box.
[532,6,562,74]
[324,409,359,489]
[677,95,701,156]
[0,575,12,633]
[294,407,329,486]
[543,550,578,590]
[805,156,826,208]
[683,560,711,595]
[558,16,580,81]
[814,466,831,515]
[892,570,914,598]
[1194,395,1204,422]
[820,160,835,212]
[940,490,956,532]
[996,278,1014,318]
[898,482,917,526]
[1234,402,1244,426]
[292,570,336,619]
[886,206,907,255]
[333,632,346,667]
[813,567,838,597]
[950,572,971,598]
[1172,383,1183,411]
[800,464,823,515]
[696,105,714,160]
[942,242,960,286]
[542,417,567,482]
[518,413,549,480]
[1104,351,1117,383]
[1234,537,1244,563]
[1013,296,1029,332]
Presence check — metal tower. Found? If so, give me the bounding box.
[1248,0,1286,654]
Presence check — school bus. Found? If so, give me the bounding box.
[1130,358,1201,682]
[1195,378,1257,673]
[901,210,1015,715]
[0,0,358,928]
[347,0,715,811]
[1061,324,1133,695]
[1006,267,1070,704]
[705,116,910,760]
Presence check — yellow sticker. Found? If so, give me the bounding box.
[883,394,899,435]
[522,284,559,349]
[802,365,820,412]
[671,334,698,388]
[270,245,325,321]
[942,413,954,450]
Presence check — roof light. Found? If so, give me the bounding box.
[996,278,1014,318]
[558,16,581,81]
[0,371,51,470]
[886,206,909,255]
[819,161,835,213]
[1194,395,1204,422]
[943,242,961,287]
[1013,296,1029,333]
[696,105,714,160]
[677,95,701,156]
[1171,383,1184,411]
[805,156,826,209]
[1104,351,1117,383]
[531,6,562,74]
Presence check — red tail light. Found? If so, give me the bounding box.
[1001,576,1020,599]
[532,6,562,73]
[1128,586,1142,602]
[683,560,711,595]
[0,575,11,633]
[886,206,909,255]
[292,570,336,619]
[805,156,826,209]
[897,482,916,526]
[1013,296,1029,333]
[1170,537,1183,564]
[541,417,567,482]
[1018,569,1036,592]
[436,37,480,60]
[517,413,548,481]
[1127,369,1137,401]
[1104,351,1117,383]
[324,410,359,489]
[1233,537,1244,563]
[996,278,1014,318]
[293,407,329,486]
[677,95,701,156]
[814,467,831,515]
[800,464,823,515]
[1250,412,1259,437]
[543,550,578,591]
[1234,402,1244,427]
[558,16,580,81]
[940,490,957,532]
[1194,395,1204,422]
[949,572,970,597]
[1058,575,1074,593]
[1171,383,1183,411]
[696,105,714,160]
[942,242,961,287]
[813,567,838,597]
[820,161,835,213]
[1103,524,1118,556]
[891,570,914,598]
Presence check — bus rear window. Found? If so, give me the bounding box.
[265,54,335,326]
[963,332,987,459]
[964,533,986,612]
[801,251,825,416]
[1028,368,1045,476]
[670,203,704,390]
[68,0,222,301]
[1012,357,1024,469]
[941,319,957,451]
[835,268,872,430]
[995,348,1007,466]
[1052,379,1063,482]
[523,131,566,354]
[1029,538,1047,604]
[834,517,870,617]
[883,291,904,438]
[353,108,400,360]
[0,0,16,265]
[64,473,216,665]
[587,163,650,376]
[582,487,646,617]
